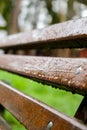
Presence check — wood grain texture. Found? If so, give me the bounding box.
[0,17,87,50]
[0,81,86,130]
[0,55,87,95]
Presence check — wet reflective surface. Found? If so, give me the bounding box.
[0,55,87,95]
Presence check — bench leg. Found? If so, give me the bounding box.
[75,96,87,124]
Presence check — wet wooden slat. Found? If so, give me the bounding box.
[0,55,87,95]
[0,81,86,130]
[0,18,87,50]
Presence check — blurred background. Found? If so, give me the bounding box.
[0,0,87,57]
[0,0,87,129]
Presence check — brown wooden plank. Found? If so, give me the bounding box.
[0,81,86,130]
[0,17,87,50]
[0,55,87,95]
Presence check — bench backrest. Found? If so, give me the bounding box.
[0,17,87,130]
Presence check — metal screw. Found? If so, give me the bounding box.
[46,121,53,130]
[75,66,82,74]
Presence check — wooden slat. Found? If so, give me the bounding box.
[0,55,87,95]
[0,81,86,130]
[0,18,87,50]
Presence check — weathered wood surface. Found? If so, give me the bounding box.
[0,55,87,95]
[0,81,86,130]
[0,18,87,50]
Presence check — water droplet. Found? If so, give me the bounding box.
[38,74,41,77]
[33,72,37,75]
[41,75,45,77]
[54,77,58,80]
[63,78,68,82]
[68,80,71,86]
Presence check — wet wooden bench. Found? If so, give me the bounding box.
[0,17,87,130]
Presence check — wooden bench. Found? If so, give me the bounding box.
[0,17,87,130]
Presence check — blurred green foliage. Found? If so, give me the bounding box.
[0,70,83,129]
[0,0,13,31]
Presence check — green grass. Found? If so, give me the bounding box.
[0,70,83,129]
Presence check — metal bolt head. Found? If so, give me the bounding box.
[75,66,82,74]
[46,121,53,130]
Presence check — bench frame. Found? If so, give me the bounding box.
[0,17,87,130]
